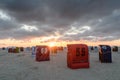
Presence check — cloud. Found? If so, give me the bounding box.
[0,0,120,41]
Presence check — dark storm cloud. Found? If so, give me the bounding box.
[0,19,17,31]
[0,0,90,21]
[0,0,120,41]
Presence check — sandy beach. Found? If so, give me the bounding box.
[0,48,120,80]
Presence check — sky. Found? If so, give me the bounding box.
[0,0,120,47]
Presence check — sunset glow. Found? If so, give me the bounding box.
[49,42,56,47]
[0,38,120,48]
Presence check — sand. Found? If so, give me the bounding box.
[0,48,120,80]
